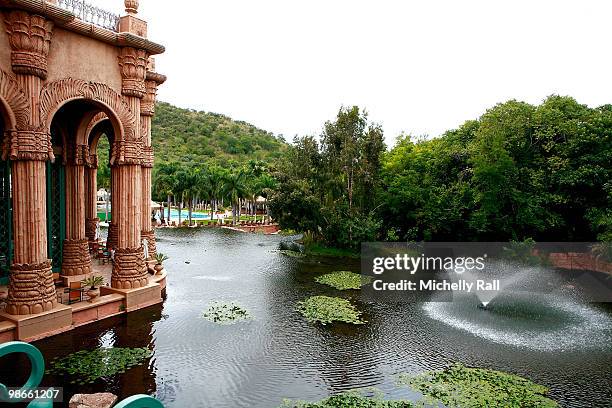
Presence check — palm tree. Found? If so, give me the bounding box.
[206,167,224,222]
[197,170,213,223]
[182,167,201,226]
[153,162,180,225]
[172,168,191,226]
[223,172,247,225]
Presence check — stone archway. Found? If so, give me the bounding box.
[39,78,137,148]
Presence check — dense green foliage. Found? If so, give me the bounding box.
[269,96,611,247]
[46,347,152,384]
[152,102,287,165]
[315,271,372,290]
[95,101,285,221]
[152,159,277,226]
[296,296,365,325]
[96,136,111,190]
[381,96,611,242]
[269,107,385,249]
[397,363,558,407]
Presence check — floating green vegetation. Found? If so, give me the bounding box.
[280,392,414,408]
[297,296,365,325]
[201,301,252,324]
[279,249,306,258]
[398,363,558,408]
[315,271,372,290]
[46,347,152,384]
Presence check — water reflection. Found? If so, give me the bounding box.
[0,228,610,408]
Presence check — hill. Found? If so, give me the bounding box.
[151,102,287,165]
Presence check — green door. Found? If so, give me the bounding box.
[0,160,11,285]
[46,161,65,273]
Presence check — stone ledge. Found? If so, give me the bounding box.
[0,304,73,342]
[101,282,162,312]
[71,293,125,313]
[0,269,169,344]
[0,320,16,333]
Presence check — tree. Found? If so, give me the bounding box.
[153,162,180,224]
[269,107,386,249]
[223,172,247,225]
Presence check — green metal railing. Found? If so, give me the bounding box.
[46,161,66,273]
[0,341,164,407]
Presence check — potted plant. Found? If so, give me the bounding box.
[81,275,105,303]
[154,253,169,274]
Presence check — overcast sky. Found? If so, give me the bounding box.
[93,0,611,145]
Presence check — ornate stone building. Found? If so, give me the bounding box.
[0,0,165,341]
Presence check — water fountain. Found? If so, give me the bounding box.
[423,260,612,351]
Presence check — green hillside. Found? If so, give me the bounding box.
[152,102,287,165]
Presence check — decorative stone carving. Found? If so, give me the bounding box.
[0,68,31,130]
[140,230,157,259]
[65,142,90,166]
[112,139,143,165]
[85,112,109,142]
[142,145,154,168]
[112,246,148,289]
[125,0,140,15]
[86,218,100,242]
[4,11,54,79]
[61,239,92,276]
[118,47,148,98]
[3,130,54,161]
[5,260,57,315]
[145,71,167,85]
[39,78,137,141]
[140,80,157,116]
[86,152,98,169]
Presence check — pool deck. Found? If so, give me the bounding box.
[0,263,167,344]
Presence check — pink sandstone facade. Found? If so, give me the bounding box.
[0,0,166,342]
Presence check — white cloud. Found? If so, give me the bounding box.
[91,0,611,145]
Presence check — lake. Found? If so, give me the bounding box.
[2,228,611,407]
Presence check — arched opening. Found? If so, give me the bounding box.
[0,101,12,285]
[47,99,120,279]
[87,119,115,246]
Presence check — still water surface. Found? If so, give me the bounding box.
[1,228,611,407]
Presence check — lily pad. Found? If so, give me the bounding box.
[280,391,413,407]
[46,347,152,384]
[297,296,365,325]
[201,301,252,324]
[397,363,558,407]
[315,271,372,290]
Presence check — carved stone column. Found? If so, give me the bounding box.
[84,152,98,242]
[112,161,147,289]
[61,144,92,277]
[4,10,57,315]
[107,166,118,249]
[139,63,166,261]
[111,44,149,289]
